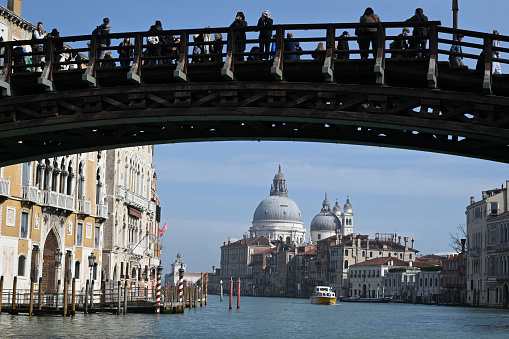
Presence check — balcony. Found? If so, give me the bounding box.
[125,190,148,211]
[0,177,10,198]
[115,185,126,200]
[95,204,109,219]
[128,243,144,257]
[77,199,92,215]
[21,185,40,204]
[42,190,74,212]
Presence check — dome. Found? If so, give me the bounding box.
[310,212,340,231]
[310,194,340,231]
[344,197,352,214]
[253,196,303,223]
[333,200,342,216]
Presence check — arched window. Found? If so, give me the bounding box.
[18,256,26,276]
[75,261,81,280]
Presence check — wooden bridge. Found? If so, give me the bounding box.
[0,21,508,166]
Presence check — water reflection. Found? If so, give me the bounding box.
[1,297,509,338]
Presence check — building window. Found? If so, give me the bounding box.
[94,226,100,249]
[77,222,83,246]
[345,249,348,256]
[20,211,29,239]
[75,261,81,280]
[18,256,26,276]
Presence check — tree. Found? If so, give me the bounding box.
[449,223,466,253]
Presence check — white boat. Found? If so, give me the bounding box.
[310,286,337,305]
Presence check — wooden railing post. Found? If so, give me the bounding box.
[38,277,43,310]
[427,23,439,89]
[29,278,34,316]
[38,35,53,91]
[374,23,385,85]
[221,28,235,80]
[174,31,188,82]
[483,34,493,94]
[127,33,142,84]
[270,25,284,81]
[82,36,97,87]
[322,24,335,82]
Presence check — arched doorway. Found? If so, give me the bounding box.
[42,230,59,293]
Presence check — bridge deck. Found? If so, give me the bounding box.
[0,22,509,165]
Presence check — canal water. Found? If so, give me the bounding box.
[2,297,509,338]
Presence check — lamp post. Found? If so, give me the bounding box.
[54,248,63,310]
[88,252,96,280]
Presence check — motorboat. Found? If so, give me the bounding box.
[310,286,337,305]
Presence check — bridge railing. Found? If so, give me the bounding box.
[1,21,508,94]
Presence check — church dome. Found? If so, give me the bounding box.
[253,196,303,223]
[310,193,340,231]
[344,197,353,214]
[333,200,342,216]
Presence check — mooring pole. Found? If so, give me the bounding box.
[29,278,35,317]
[123,281,128,314]
[56,279,61,310]
[38,277,43,310]
[156,263,163,314]
[205,272,208,306]
[229,278,233,310]
[116,281,121,315]
[0,276,4,313]
[12,276,17,310]
[84,279,89,314]
[63,278,68,317]
[237,278,241,309]
[72,278,76,315]
[90,280,94,309]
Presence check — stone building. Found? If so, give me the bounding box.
[465,180,509,306]
[485,211,509,307]
[350,257,409,298]
[0,153,107,292]
[310,194,353,243]
[0,1,34,42]
[102,146,161,290]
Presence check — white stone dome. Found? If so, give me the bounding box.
[253,196,303,223]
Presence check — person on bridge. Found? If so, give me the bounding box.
[337,31,350,60]
[210,33,223,63]
[406,8,429,57]
[312,43,325,60]
[118,37,133,67]
[32,22,47,71]
[257,10,273,60]
[231,12,248,61]
[95,18,112,66]
[284,32,300,60]
[146,21,164,65]
[357,7,381,59]
[449,34,465,67]
[390,28,410,58]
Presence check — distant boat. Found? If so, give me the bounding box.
[341,296,392,303]
[310,286,337,305]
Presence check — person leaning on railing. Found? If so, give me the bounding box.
[357,7,381,59]
[230,11,247,61]
[449,34,465,67]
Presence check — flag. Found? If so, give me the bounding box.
[158,221,167,237]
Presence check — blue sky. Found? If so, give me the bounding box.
[18,1,509,273]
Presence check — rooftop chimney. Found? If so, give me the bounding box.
[357,237,361,248]
[411,239,415,249]
[404,237,409,250]
[366,235,370,249]
[461,238,466,253]
[470,196,475,205]
[398,236,402,245]
[482,191,487,200]
[7,0,21,16]
[212,266,215,272]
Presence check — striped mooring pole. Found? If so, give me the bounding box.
[156,263,163,313]
[178,264,185,304]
